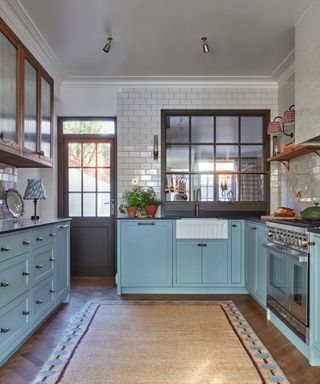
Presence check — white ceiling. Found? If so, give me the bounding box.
[19,0,313,81]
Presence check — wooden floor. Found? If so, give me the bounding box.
[0,278,319,384]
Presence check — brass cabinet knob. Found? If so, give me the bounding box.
[0,282,9,287]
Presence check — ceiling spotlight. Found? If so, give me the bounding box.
[103,37,113,53]
[201,37,210,53]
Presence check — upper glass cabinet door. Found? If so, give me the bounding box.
[40,76,52,158]
[0,31,17,144]
[24,59,37,152]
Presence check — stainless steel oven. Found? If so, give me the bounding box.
[265,221,311,343]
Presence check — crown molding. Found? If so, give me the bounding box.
[1,0,65,94]
[271,49,295,83]
[295,0,317,27]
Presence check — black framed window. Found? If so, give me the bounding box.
[161,110,270,216]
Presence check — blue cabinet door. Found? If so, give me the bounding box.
[245,223,256,293]
[202,240,228,284]
[255,225,267,306]
[310,234,320,354]
[176,241,201,284]
[120,221,173,287]
[54,223,70,303]
[230,221,243,285]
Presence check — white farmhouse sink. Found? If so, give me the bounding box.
[176,219,228,239]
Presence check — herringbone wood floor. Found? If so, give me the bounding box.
[0,278,319,384]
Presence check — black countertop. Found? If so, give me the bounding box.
[0,218,71,234]
[117,216,267,223]
[307,228,320,235]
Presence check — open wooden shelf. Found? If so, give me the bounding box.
[267,144,320,162]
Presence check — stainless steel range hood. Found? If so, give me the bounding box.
[300,135,320,146]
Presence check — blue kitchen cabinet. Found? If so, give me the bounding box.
[176,240,228,285]
[120,220,173,287]
[54,222,70,303]
[245,221,267,307]
[229,221,244,285]
[310,233,320,362]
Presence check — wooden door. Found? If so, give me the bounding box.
[58,118,116,277]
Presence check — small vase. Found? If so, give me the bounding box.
[127,206,137,218]
[144,204,158,218]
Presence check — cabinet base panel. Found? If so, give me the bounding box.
[119,287,248,294]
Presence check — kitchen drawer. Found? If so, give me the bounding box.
[0,230,31,262]
[31,276,55,325]
[0,253,29,309]
[31,225,55,250]
[32,244,54,285]
[0,293,29,361]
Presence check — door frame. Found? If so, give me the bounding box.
[57,116,117,274]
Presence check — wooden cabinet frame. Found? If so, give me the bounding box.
[0,17,54,167]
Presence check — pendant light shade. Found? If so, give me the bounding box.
[267,116,283,135]
[283,104,295,124]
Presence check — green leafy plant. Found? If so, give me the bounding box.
[119,186,145,214]
[141,187,161,206]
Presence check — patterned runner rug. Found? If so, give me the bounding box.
[32,301,290,384]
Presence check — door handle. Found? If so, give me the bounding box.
[137,222,155,225]
[1,247,10,252]
[36,300,43,304]
[35,265,43,269]
[36,237,44,241]
[0,282,9,287]
[111,199,115,216]
[23,241,30,245]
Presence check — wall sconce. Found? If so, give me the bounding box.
[267,116,294,138]
[103,37,113,53]
[153,135,159,160]
[201,37,210,53]
[283,104,295,124]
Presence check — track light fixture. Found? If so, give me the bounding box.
[103,37,113,53]
[201,37,210,53]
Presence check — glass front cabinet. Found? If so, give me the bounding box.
[0,18,53,167]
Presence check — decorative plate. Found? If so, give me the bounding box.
[5,188,24,218]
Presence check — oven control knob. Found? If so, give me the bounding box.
[294,238,298,245]
[301,240,308,247]
[280,234,284,240]
[290,237,294,244]
[276,233,280,240]
[267,231,274,237]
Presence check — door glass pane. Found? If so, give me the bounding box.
[83,143,96,167]
[83,168,96,191]
[24,59,37,151]
[216,145,239,171]
[63,120,115,134]
[98,169,110,191]
[293,264,303,306]
[241,117,263,143]
[165,174,189,201]
[40,77,51,157]
[216,116,238,143]
[0,32,17,143]
[166,146,189,171]
[69,168,82,191]
[98,193,110,216]
[98,143,111,167]
[240,174,264,201]
[269,253,287,295]
[217,174,239,202]
[191,116,213,143]
[191,174,214,201]
[83,193,96,216]
[191,145,214,171]
[68,143,82,167]
[166,116,189,143]
[69,193,81,216]
[241,145,264,171]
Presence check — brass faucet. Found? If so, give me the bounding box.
[195,188,201,217]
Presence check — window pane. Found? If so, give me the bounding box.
[98,169,110,192]
[83,168,96,191]
[191,116,213,143]
[166,146,189,171]
[24,59,37,151]
[0,32,17,143]
[63,120,115,134]
[69,168,82,191]
[216,116,238,143]
[241,145,264,171]
[216,145,239,171]
[98,143,111,167]
[240,174,264,201]
[217,174,239,202]
[40,77,51,157]
[83,143,96,167]
[191,145,214,171]
[165,174,189,201]
[97,193,110,217]
[191,174,214,201]
[68,143,82,167]
[241,117,263,143]
[166,116,189,143]
[83,193,96,216]
[69,193,81,216]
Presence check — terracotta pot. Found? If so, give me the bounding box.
[144,204,159,217]
[127,206,137,218]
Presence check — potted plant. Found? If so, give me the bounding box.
[141,187,161,217]
[119,186,144,218]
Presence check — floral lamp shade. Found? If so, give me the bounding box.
[267,116,283,135]
[283,105,295,124]
[23,179,47,200]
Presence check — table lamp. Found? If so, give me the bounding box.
[23,179,47,220]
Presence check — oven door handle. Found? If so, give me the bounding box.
[285,248,309,263]
[263,242,287,253]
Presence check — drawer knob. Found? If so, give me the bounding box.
[36,237,44,241]
[50,289,55,293]
[232,224,237,227]
[251,227,257,230]
[35,265,43,269]
[1,247,10,252]
[49,258,56,262]
[22,271,30,276]
[23,241,30,246]
[59,225,69,229]
[22,310,30,316]
[0,282,9,287]
[202,243,207,247]
[50,233,56,237]
[0,328,10,333]
[36,300,43,304]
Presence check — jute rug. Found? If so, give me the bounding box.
[32,301,290,384]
